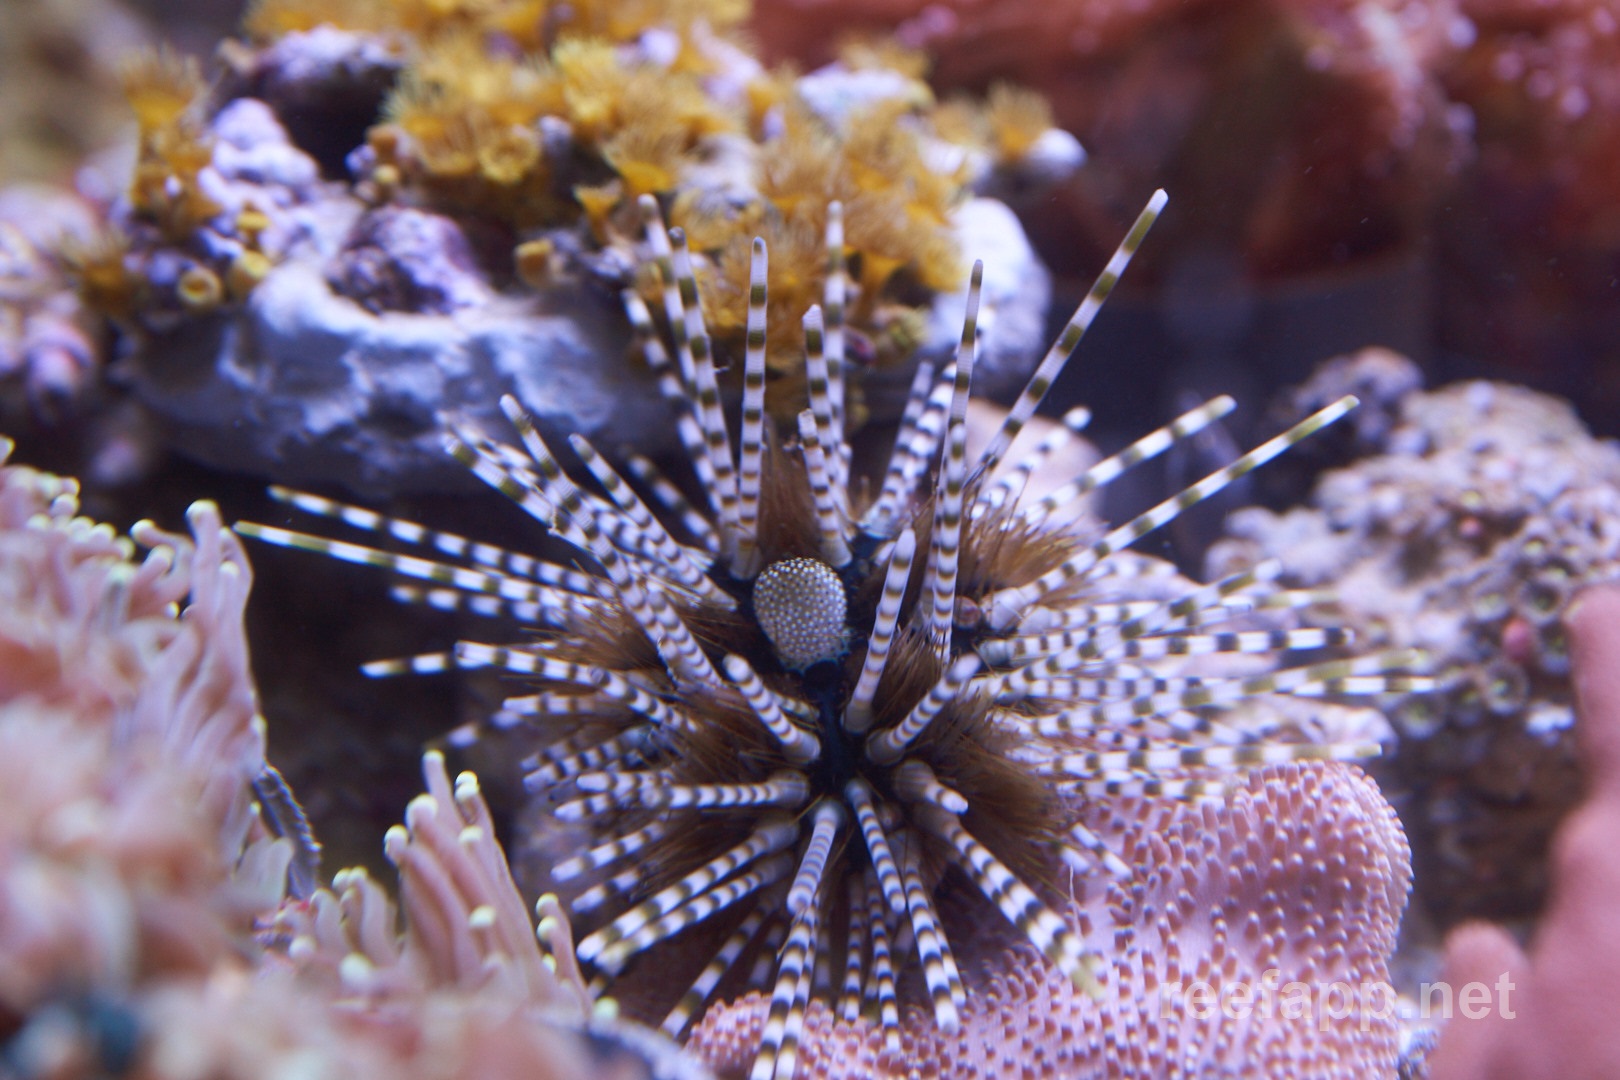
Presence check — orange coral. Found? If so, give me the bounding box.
[245,0,551,49]
[374,28,741,225]
[655,93,966,422]
[934,82,1057,165]
[120,49,222,242]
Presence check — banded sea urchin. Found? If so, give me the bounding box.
[237,191,1428,1079]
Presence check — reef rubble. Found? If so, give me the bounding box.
[1210,349,1620,929]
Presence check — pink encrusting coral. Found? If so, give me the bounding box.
[689,762,1411,1080]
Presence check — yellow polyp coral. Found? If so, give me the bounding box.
[378,39,563,222]
[83,0,1062,450]
[513,236,560,287]
[675,199,826,372]
[244,0,552,49]
[573,180,625,239]
[835,36,930,81]
[841,99,960,224]
[549,38,628,140]
[934,82,1057,167]
[386,37,558,145]
[177,265,225,311]
[62,230,140,321]
[372,27,740,225]
[227,250,274,299]
[551,0,749,50]
[755,98,965,298]
[754,104,841,217]
[245,0,746,52]
[552,37,737,148]
[242,0,380,39]
[983,83,1054,162]
[121,49,222,242]
[588,72,974,428]
[602,128,685,198]
[476,123,543,186]
[123,49,205,131]
[743,66,801,137]
[844,191,963,295]
[243,0,973,325]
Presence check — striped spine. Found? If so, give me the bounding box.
[735,236,770,579]
[974,189,1167,479]
[844,528,917,734]
[986,397,1359,630]
[723,653,820,764]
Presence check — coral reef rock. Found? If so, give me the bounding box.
[0,185,105,422]
[112,96,670,494]
[1430,584,1620,1080]
[1209,349,1620,927]
[71,3,1077,496]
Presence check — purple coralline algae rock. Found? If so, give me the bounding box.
[134,237,666,495]
[100,32,1068,497]
[1209,348,1620,928]
[121,100,670,495]
[0,186,103,421]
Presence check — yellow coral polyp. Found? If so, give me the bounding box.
[842,100,957,216]
[64,232,139,320]
[603,128,685,197]
[845,195,963,296]
[611,159,676,200]
[985,82,1054,162]
[247,0,747,50]
[177,265,225,310]
[243,0,384,38]
[675,201,829,377]
[743,68,799,138]
[554,0,749,44]
[837,37,930,80]
[476,125,542,186]
[573,181,624,239]
[755,107,843,216]
[482,0,550,50]
[246,0,553,45]
[513,237,558,288]
[235,207,272,242]
[552,38,628,142]
[236,0,985,420]
[119,48,223,240]
[227,251,274,298]
[120,50,206,132]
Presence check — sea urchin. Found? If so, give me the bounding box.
[237,191,1427,1079]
